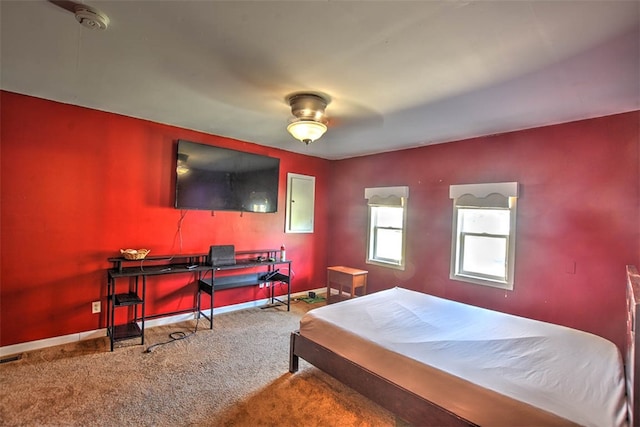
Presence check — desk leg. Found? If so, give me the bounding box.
[269,273,274,305]
[109,277,115,352]
[209,286,214,329]
[288,277,291,311]
[141,276,146,345]
[196,286,200,320]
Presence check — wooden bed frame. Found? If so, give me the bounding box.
[289,265,640,426]
[626,265,640,426]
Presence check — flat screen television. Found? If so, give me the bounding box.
[174,140,280,213]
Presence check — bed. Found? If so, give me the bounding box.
[289,265,640,426]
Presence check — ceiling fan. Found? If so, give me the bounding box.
[48,1,109,30]
[285,92,330,145]
[284,91,385,145]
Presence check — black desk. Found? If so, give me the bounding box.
[106,249,291,351]
[197,259,292,328]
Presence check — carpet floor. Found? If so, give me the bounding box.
[0,300,402,426]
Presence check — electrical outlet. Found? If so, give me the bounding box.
[92,301,101,314]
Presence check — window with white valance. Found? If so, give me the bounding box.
[365,186,408,270]
[449,182,518,290]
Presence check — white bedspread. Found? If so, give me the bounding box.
[299,287,628,427]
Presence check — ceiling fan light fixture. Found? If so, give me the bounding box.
[287,120,327,145]
[286,92,330,145]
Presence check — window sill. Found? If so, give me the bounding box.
[451,273,513,290]
[366,259,405,271]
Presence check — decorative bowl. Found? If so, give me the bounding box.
[120,248,150,260]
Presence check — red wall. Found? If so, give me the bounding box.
[2,90,638,351]
[0,91,330,347]
[329,111,640,349]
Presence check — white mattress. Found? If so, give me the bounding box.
[299,287,628,427]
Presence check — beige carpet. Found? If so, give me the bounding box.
[0,300,402,426]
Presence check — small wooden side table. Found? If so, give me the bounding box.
[326,266,368,304]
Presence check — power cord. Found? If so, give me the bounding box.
[144,315,200,353]
[141,210,202,353]
[171,210,188,254]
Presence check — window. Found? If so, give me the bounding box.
[450,182,518,289]
[365,186,408,270]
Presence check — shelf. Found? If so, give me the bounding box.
[199,271,290,294]
[111,323,142,341]
[213,260,288,271]
[115,292,143,306]
[108,249,283,273]
[109,264,212,278]
[266,272,289,283]
[199,273,260,292]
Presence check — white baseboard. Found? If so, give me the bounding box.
[0,288,324,359]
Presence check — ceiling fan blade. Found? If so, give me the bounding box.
[48,0,81,14]
[326,99,384,130]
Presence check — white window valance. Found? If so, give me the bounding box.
[450,182,518,208]
[365,186,409,207]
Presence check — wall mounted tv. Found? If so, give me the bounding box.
[174,140,280,213]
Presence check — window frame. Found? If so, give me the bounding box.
[365,186,408,271]
[449,183,518,290]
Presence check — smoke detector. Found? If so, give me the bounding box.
[74,5,110,30]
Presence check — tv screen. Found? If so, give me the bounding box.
[174,140,280,213]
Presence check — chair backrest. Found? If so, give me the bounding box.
[208,245,236,266]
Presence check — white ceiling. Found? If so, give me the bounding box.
[1,1,638,160]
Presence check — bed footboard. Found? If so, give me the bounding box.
[290,330,476,426]
[626,265,640,427]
